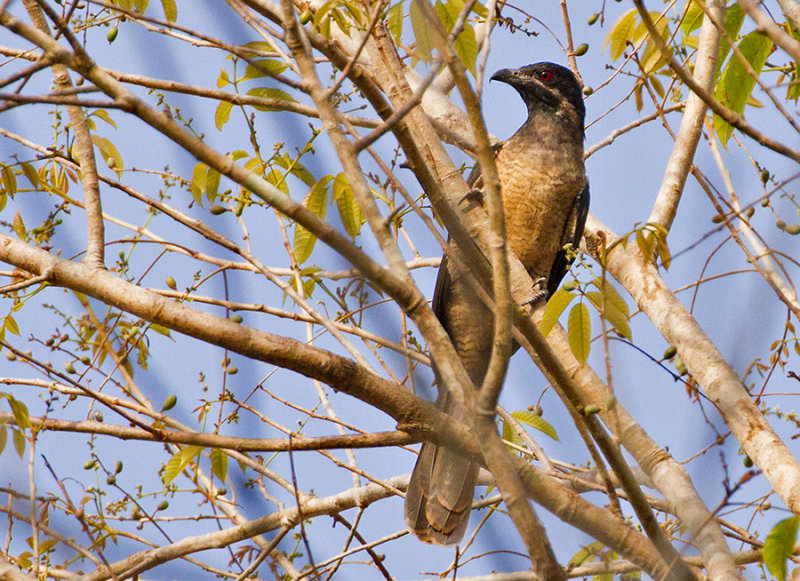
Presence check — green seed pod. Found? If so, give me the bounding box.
[587,13,599,25]
[575,43,589,57]
[115,460,123,474]
[80,356,91,365]
[663,346,677,359]
[230,314,243,323]
[785,224,800,235]
[711,213,724,223]
[583,404,601,415]
[161,394,178,412]
[157,500,169,511]
[776,219,787,230]
[106,475,116,485]
[745,207,755,219]
[210,205,227,215]
[165,275,177,290]
[64,362,76,374]
[760,169,770,184]
[6,352,16,361]
[94,411,103,422]
[107,27,118,43]
[563,280,577,291]
[605,395,617,410]
[84,459,96,470]
[227,366,239,375]
[743,456,753,468]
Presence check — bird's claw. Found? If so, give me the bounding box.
[460,188,485,208]
[522,277,549,306]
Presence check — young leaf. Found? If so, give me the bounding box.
[215,101,233,131]
[210,448,228,482]
[604,9,638,61]
[13,429,25,458]
[6,396,31,431]
[501,418,524,446]
[162,446,203,486]
[680,0,704,36]
[332,173,363,238]
[409,0,434,63]
[763,516,800,581]
[245,87,297,111]
[386,2,403,40]
[160,0,177,22]
[191,163,207,206]
[294,177,331,265]
[0,425,6,455]
[511,410,559,441]
[539,287,576,338]
[93,109,118,129]
[91,135,124,177]
[568,302,591,364]
[244,59,288,80]
[1,165,17,196]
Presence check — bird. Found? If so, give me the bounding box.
[404,62,589,545]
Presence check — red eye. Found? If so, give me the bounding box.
[539,70,553,82]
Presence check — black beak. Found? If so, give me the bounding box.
[490,68,518,84]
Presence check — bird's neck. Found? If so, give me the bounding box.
[511,109,585,159]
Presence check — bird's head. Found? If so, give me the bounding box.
[490,62,585,131]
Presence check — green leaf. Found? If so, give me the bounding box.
[717,4,744,70]
[0,165,15,196]
[205,167,221,203]
[605,9,638,61]
[511,410,559,441]
[90,135,124,177]
[4,315,19,336]
[386,2,403,40]
[435,0,478,75]
[160,0,177,22]
[191,163,207,206]
[567,302,591,364]
[409,0,434,63]
[587,281,632,340]
[294,176,331,264]
[20,162,38,189]
[244,59,288,80]
[215,101,233,131]
[0,425,6,455]
[763,516,800,581]
[680,0,704,36]
[217,69,230,88]
[93,109,118,129]
[162,445,202,485]
[210,448,228,482]
[713,30,773,145]
[501,418,523,446]
[13,429,25,458]
[6,395,31,431]
[332,173,363,238]
[274,154,316,187]
[539,288,576,338]
[245,87,297,111]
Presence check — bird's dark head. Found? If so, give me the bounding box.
[491,62,585,131]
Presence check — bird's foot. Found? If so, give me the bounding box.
[522,277,549,306]
[460,188,485,208]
